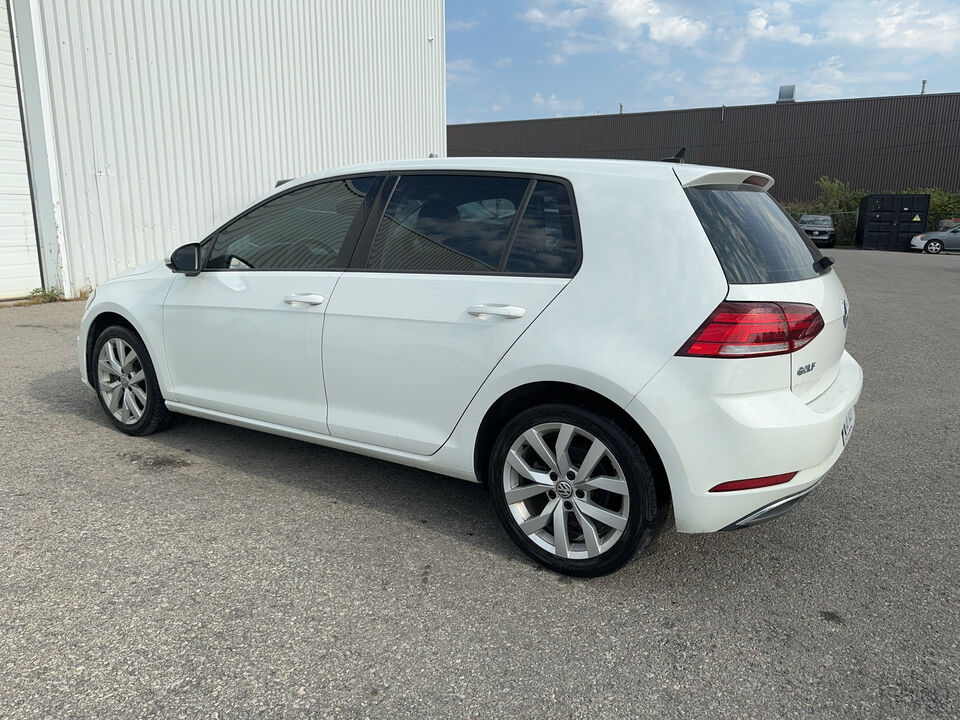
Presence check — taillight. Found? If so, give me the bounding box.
[709,472,797,492]
[677,301,824,358]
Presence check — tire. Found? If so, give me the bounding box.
[92,325,172,436]
[925,239,943,254]
[488,404,665,576]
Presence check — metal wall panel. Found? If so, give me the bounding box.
[0,0,40,299]
[448,93,960,203]
[23,0,445,294]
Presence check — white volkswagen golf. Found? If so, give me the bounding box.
[79,158,862,575]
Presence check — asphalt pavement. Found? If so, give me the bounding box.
[1,248,958,718]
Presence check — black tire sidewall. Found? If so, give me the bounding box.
[487,404,660,576]
[92,325,166,435]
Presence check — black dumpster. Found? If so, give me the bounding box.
[855,194,930,251]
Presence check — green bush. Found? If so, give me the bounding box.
[782,177,960,245]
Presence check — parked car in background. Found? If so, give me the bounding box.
[77,158,862,576]
[910,226,960,254]
[798,214,836,247]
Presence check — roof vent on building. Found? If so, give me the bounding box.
[777,85,796,103]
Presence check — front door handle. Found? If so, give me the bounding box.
[284,293,325,306]
[467,304,526,319]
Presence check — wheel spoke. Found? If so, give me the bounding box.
[129,370,145,384]
[114,340,127,368]
[104,343,123,375]
[523,428,560,475]
[579,475,629,496]
[575,497,627,531]
[518,497,558,535]
[572,503,602,557]
[577,438,607,480]
[555,423,575,474]
[130,384,147,405]
[107,386,123,413]
[123,389,143,420]
[506,449,551,485]
[121,348,138,372]
[504,483,550,504]
[552,501,570,558]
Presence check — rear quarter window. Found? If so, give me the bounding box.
[686,185,824,284]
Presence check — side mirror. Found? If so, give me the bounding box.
[165,243,201,276]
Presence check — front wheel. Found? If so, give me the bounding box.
[488,404,665,576]
[92,325,172,435]
[925,239,944,254]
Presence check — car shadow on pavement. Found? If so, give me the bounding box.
[29,368,531,565]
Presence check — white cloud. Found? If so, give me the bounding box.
[663,95,676,107]
[491,104,504,112]
[532,91,585,113]
[821,1,960,54]
[448,19,477,31]
[495,57,513,68]
[607,0,708,45]
[802,55,911,97]
[446,58,479,87]
[522,4,591,29]
[747,8,815,45]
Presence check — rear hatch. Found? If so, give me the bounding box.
[678,168,848,401]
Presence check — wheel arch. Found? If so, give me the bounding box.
[85,310,143,386]
[473,381,670,504]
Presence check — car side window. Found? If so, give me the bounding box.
[504,181,579,275]
[207,176,376,270]
[366,175,529,272]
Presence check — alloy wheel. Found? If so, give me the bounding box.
[502,422,630,560]
[97,337,148,425]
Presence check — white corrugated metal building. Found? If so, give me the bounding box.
[0,0,445,300]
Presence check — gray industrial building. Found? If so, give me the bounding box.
[448,92,960,202]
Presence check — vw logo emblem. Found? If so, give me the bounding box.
[841,298,849,329]
[555,480,574,498]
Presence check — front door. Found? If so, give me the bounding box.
[162,176,378,433]
[323,173,581,455]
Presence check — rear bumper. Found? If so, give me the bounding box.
[625,350,863,533]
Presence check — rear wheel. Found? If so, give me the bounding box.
[488,404,664,576]
[925,239,944,254]
[92,325,172,435]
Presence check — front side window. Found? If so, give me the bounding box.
[366,175,529,272]
[207,177,375,270]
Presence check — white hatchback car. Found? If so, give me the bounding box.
[79,158,862,575]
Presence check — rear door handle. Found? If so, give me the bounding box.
[284,293,325,306]
[467,304,526,319]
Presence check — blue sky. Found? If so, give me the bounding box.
[444,0,960,124]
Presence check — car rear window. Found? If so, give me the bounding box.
[686,185,824,284]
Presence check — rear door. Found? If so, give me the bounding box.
[322,173,581,455]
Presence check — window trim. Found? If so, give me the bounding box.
[196,172,387,273]
[346,170,583,278]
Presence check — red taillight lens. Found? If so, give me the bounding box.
[677,301,824,358]
[709,472,797,492]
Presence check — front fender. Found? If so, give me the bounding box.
[79,273,176,397]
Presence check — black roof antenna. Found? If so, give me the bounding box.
[660,147,686,164]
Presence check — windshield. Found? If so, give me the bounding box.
[686,185,824,284]
[800,215,832,226]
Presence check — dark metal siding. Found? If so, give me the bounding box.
[447,93,960,202]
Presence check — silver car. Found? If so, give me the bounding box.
[910,226,960,254]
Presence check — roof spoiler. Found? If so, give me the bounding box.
[673,166,775,191]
